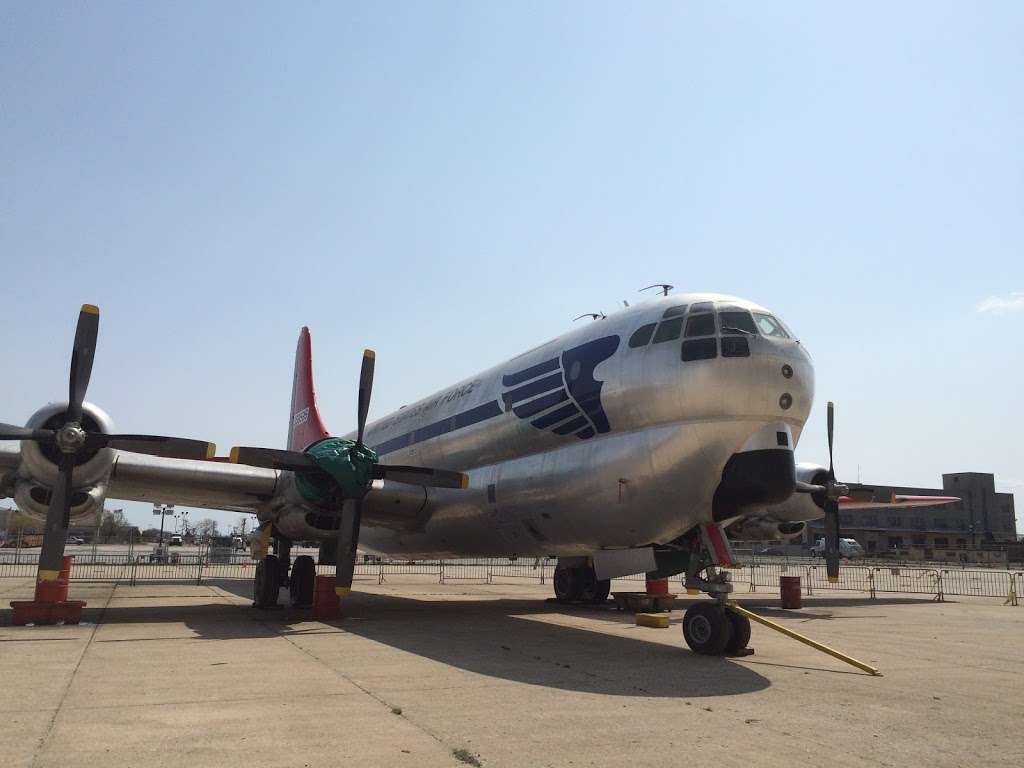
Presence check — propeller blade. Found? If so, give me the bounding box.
[229,446,318,472]
[824,499,841,581]
[334,497,363,597]
[0,423,54,442]
[826,400,835,479]
[38,454,75,576]
[88,434,216,460]
[356,349,375,445]
[373,464,469,489]
[67,304,100,424]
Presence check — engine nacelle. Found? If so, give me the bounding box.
[726,516,806,541]
[9,402,115,525]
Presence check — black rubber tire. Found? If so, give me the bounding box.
[682,603,733,655]
[253,554,281,609]
[724,609,751,655]
[579,577,611,604]
[289,555,316,608]
[553,566,579,602]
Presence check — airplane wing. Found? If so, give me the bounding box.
[0,443,279,515]
[838,482,959,510]
[105,451,280,513]
[838,494,959,510]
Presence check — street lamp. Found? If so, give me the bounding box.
[153,503,175,545]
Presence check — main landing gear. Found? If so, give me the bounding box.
[553,559,611,604]
[252,531,316,609]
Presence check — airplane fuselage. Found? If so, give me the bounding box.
[271,293,814,558]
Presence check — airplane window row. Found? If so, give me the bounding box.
[627,306,788,356]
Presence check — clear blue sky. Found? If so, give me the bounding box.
[2,2,1021,532]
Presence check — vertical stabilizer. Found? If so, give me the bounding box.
[288,327,331,451]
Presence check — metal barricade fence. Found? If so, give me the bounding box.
[0,552,1020,603]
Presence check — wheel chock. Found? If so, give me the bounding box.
[636,613,670,628]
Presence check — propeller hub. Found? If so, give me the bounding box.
[55,423,86,454]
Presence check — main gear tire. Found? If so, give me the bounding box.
[682,603,733,656]
[253,554,281,609]
[553,566,580,602]
[289,555,316,608]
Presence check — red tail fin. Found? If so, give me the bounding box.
[288,327,331,451]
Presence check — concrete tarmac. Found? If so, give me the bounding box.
[1,576,1021,768]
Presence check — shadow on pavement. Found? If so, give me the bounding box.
[2,579,779,698]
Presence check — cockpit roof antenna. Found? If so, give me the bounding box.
[640,284,674,297]
[573,312,607,322]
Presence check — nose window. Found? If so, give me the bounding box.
[753,312,789,338]
[652,317,683,343]
[684,313,716,337]
[718,310,757,335]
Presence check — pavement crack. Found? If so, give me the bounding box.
[28,583,114,768]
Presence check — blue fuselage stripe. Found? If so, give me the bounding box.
[371,400,504,457]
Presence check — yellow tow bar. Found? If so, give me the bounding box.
[726,601,882,677]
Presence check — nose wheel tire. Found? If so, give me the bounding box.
[253,554,281,609]
[682,603,733,655]
[289,555,316,608]
[724,608,751,655]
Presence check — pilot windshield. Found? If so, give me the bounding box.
[752,312,789,338]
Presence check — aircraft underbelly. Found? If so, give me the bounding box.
[358,417,779,559]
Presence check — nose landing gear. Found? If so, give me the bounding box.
[680,523,752,656]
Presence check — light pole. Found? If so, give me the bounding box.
[153,503,175,545]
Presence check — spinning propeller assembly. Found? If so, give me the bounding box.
[229,349,469,599]
[0,305,217,584]
[795,401,850,582]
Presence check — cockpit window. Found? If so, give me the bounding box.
[662,304,688,318]
[684,313,716,337]
[753,312,789,338]
[690,301,714,313]
[719,310,758,335]
[652,317,684,343]
[628,323,656,348]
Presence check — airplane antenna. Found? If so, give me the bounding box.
[573,312,606,322]
[640,284,674,296]
[622,300,630,308]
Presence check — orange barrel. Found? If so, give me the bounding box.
[58,556,73,601]
[645,577,670,596]
[780,575,802,609]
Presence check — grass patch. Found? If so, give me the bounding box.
[452,748,482,766]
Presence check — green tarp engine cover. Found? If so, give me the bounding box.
[295,438,378,504]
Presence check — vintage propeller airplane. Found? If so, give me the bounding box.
[0,297,954,653]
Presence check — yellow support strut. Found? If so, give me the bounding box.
[726,601,882,677]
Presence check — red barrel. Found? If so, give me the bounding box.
[645,577,670,596]
[780,575,802,609]
[313,575,340,620]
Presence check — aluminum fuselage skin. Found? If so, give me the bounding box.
[273,293,814,558]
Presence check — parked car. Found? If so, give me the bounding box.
[169,535,183,546]
[65,536,85,545]
[810,537,865,558]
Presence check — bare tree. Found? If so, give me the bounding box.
[195,518,220,541]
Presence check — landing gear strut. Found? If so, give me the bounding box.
[553,560,610,604]
[679,524,752,656]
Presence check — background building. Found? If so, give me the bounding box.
[806,472,1017,558]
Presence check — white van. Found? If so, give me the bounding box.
[811,537,864,558]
